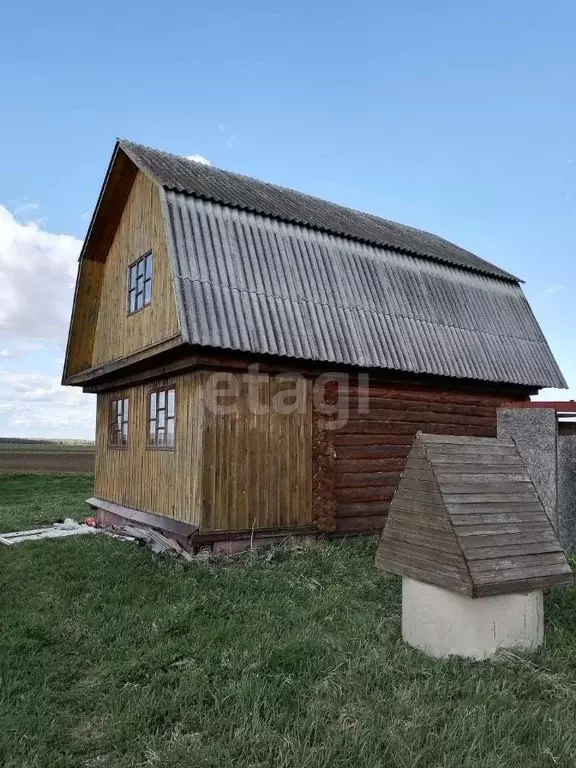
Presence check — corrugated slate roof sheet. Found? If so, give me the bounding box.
[119,139,517,282]
[161,191,566,388]
[108,140,564,388]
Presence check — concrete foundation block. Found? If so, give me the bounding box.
[402,577,544,660]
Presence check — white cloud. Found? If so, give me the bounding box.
[0,369,95,438]
[0,205,82,347]
[0,207,93,438]
[545,284,565,295]
[12,200,41,220]
[185,154,212,166]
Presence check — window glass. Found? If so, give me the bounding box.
[128,252,152,313]
[148,387,175,449]
[109,397,129,447]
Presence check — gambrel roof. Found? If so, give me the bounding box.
[376,433,573,597]
[72,140,567,388]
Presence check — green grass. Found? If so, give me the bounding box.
[0,474,94,531]
[2,475,576,767]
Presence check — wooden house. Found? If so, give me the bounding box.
[62,140,565,550]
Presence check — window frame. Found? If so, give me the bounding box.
[147,385,176,451]
[108,396,130,449]
[127,251,153,315]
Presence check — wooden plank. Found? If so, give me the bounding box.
[458,531,558,550]
[399,478,440,494]
[468,552,567,572]
[436,473,530,485]
[334,434,412,446]
[462,541,562,561]
[388,496,445,516]
[375,554,472,596]
[346,397,496,418]
[386,515,456,540]
[428,454,523,466]
[474,572,573,597]
[433,463,527,475]
[336,472,400,488]
[336,486,394,503]
[446,501,544,515]
[335,515,386,532]
[394,488,444,505]
[346,409,494,427]
[387,509,453,532]
[336,458,406,473]
[440,483,537,496]
[341,385,523,408]
[335,501,390,517]
[338,421,494,436]
[400,468,438,483]
[403,458,433,472]
[336,445,409,459]
[380,524,461,555]
[472,562,572,585]
[456,521,551,537]
[444,492,537,504]
[425,443,517,456]
[378,540,469,577]
[450,512,546,526]
[421,435,514,446]
[87,497,198,537]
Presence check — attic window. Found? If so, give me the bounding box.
[128,252,152,313]
[148,387,176,449]
[109,397,129,447]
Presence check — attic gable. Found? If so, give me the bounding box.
[62,155,181,383]
[376,433,573,597]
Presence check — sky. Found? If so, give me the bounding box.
[0,0,575,439]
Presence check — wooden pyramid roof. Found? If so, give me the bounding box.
[376,433,573,597]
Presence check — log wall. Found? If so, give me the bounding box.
[312,380,529,536]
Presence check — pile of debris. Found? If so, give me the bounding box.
[0,517,194,561]
[115,524,193,561]
[0,518,97,545]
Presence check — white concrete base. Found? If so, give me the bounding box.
[402,577,544,660]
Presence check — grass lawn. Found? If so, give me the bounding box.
[1,475,576,767]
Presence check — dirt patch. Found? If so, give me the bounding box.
[0,452,94,474]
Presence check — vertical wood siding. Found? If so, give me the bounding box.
[201,373,312,531]
[94,369,312,533]
[91,171,179,367]
[322,383,529,535]
[65,258,105,376]
[95,373,203,524]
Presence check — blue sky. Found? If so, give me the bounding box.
[0,0,574,438]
